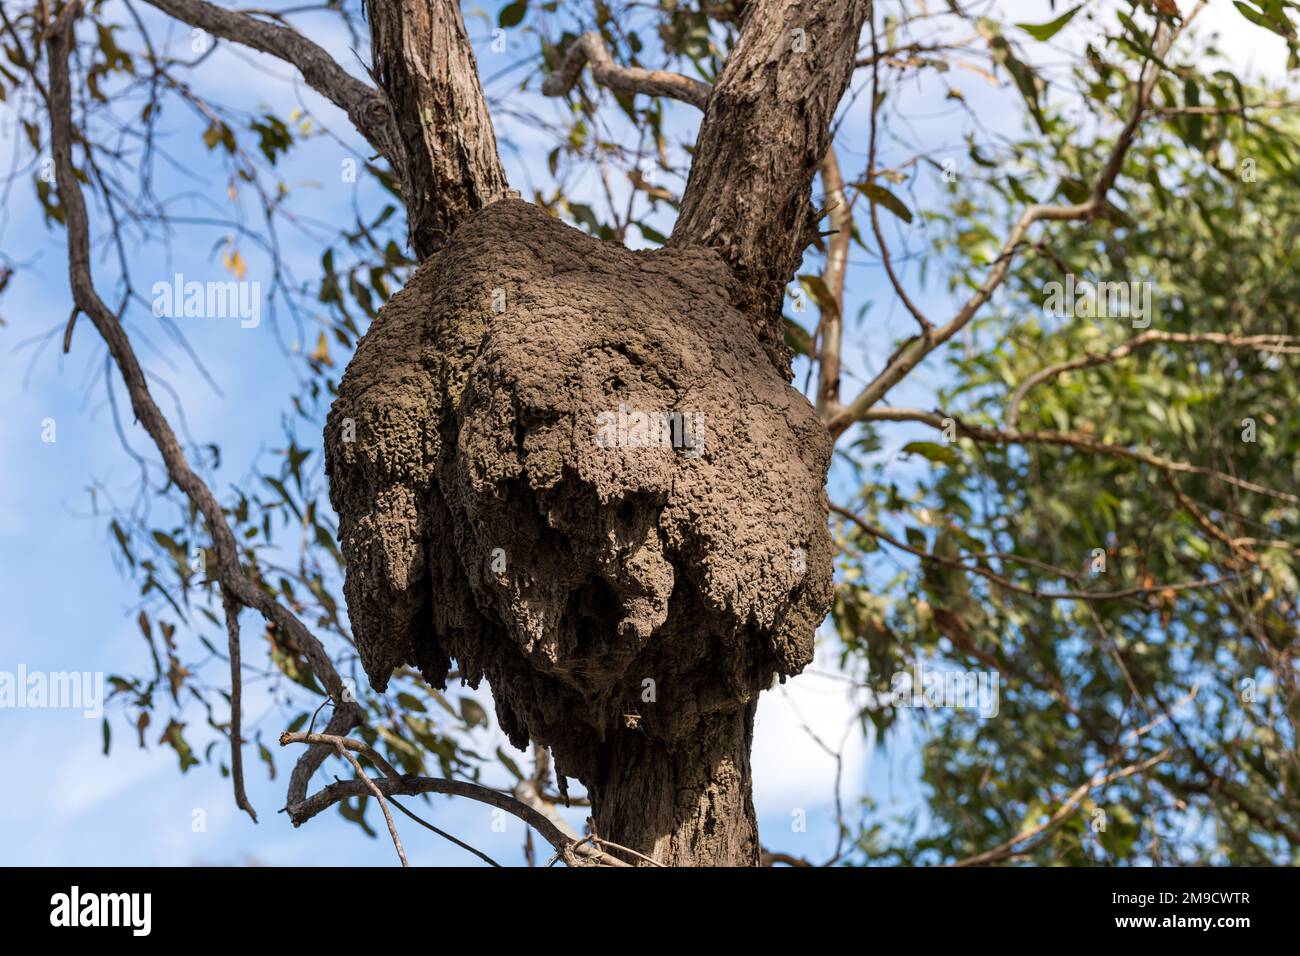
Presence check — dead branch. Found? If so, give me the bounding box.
[221,589,257,822]
[333,741,408,867]
[542,31,710,110]
[278,733,628,866]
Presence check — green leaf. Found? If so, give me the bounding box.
[258,741,276,781]
[397,691,427,713]
[459,697,489,729]
[249,114,293,165]
[201,120,235,153]
[798,273,841,317]
[985,30,1050,133]
[496,746,524,780]
[1233,1,1296,38]
[637,221,668,245]
[1015,5,1082,42]
[498,1,527,28]
[159,719,199,773]
[854,182,913,223]
[783,316,813,357]
[151,530,180,553]
[901,440,959,465]
[338,795,378,838]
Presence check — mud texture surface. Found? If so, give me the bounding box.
[325,198,831,862]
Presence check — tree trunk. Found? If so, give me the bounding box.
[671,0,872,374]
[367,0,510,259]
[588,706,760,866]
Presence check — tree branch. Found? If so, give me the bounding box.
[279,732,629,866]
[47,2,618,866]
[1005,331,1300,430]
[669,0,872,374]
[333,740,409,866]
[45,0,362,823]
[829,199,1102,435]
[863,13,931,337]
[141,0,401,164]
[829,14,1197,433]
[857,407,1300,506]
[830,505,1238,602]
[221,589,257,822]
[542,31,710,109]
[366,0,509,258]
[1160,468,1258,565]
[951,751,1169,867]
[815,144,850,416]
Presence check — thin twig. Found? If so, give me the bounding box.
[387,795,501,867]
[221,589,257,822]
[864,14,932,337]
[334,742,408,867]
[856,407,1300,506]
[278,733,629,867]
[140,0,400,162]
[952,751,1169,867]
[830,13,1201,433]
[1006,331,1300,430]
[831,504,1239,602]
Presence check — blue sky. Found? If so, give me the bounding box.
[0,0,1281,866]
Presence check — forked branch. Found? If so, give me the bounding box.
[1005,331,1300,430]
[859,407,1300,506]
[46,0,363,823]
[829,11,1202,434]
[279,733,629,866]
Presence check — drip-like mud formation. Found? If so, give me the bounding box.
[325,198,832,863]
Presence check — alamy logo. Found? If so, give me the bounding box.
[1042,273,1152,329]
[50,886,151,936]
[595,404,705,458]
[151,273,261,328]
[0,666,103,718]
[890,660,1000,718]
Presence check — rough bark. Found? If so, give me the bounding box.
[325,199,834,864]
[542,31,711,110]
[590,705,760,865]
[671,0,871,375]
[366,0,510,258]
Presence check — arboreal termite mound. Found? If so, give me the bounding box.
[325,198,832,864]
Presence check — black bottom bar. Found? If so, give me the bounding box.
[0,865,1283,940]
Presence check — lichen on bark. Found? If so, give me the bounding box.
[325,198,832,863]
